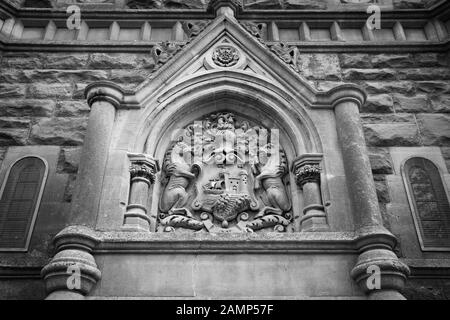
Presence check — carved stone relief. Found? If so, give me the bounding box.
[158,112,293,233]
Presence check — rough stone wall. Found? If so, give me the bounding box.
[302,52,450,205]
[0,51,156,212]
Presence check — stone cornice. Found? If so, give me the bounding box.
[1,1,449,21]
[45,225,402,254]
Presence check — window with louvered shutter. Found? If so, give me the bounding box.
[0,157,47,250]
[404,157,450,250]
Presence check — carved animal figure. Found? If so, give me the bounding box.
[252,146,291,216]
[159,141,200,216]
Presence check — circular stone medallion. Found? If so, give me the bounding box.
[212,45,240,67]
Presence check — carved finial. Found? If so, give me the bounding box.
[207,0,243,17]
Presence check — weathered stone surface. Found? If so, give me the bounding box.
[88,53,154,70]
[109,70,150,85]
[0,84,26,98]
[127,0,206,9]
[363,81,416,96]
[1,53,47,69]
[0,99,55,117]
[416,114,450,146]
[30,118,87,145]
[363,94,394,113]
[393,0,427,9]
[23,0,52,8]
[25,70,108,84]
[397,68,450,81]
[361,113,416,124]
[343,68,397,81]
[63,174,77,202]
[429,96,450,113]
[416,81,450,94]
[296,54,341,81]
[413,53,448,68]
[27,83,73,99]
[56,100,90,117]
[373,175,391,204]
[368,148,394,174]
[371,54,413,69]
[0,118,31,129]
[441,147,450,172]
[45,54,90,69]
[283,0,327,9]
[339,54,372,69]
[59,147,82,173]
[393,94,430,113]
[0,129,29,145]
[363,123,420,146]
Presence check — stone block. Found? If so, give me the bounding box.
[88,53,154,69]
[363,123,420,146]
[430,95,450,113]
[0,117,31,129]
[397,68,450,81]
[416,114,450,146]
[296,54,341,81]
[59,147,82,173]
[363,94,394,113]
[361,113,416,124]
[393,94,430,113]
[0,99,55,117]
[30,118,87,145]
[416,81,450,94]
[441,147,450,172]
[370,54,413,68]
[109,69,150,86]
[0,84,26,98]
[368,148,394,174]
[413,53,448,68]
[1,53,47,69]
[0,128,29,145]
[339,54,372,69]
[45,54,90,69]
[56,100,90,117]
[27,83,73,99]
[342,68,397,81]
[363,81,416,96]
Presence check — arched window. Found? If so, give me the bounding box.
[0,157,47,251]
[403,157,450,250]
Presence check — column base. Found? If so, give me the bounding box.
[368,289,406,300]
[300,205,329,232]
[46,290,86,300]
[123,207,151,232]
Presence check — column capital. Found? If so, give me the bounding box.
[292,154,323,188]
[325,84,367,111]
[128,153,160,184]
[208,0,243,17]
[85,81,125,109]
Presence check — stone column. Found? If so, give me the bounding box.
[41,226,101,300]
[292,154,329,232]
[123,153,159,232]
[70,81,124,226]
[331,87,410,299]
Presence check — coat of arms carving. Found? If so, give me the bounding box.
[158,112,292,233]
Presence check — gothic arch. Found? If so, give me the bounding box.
[132,70,324,161]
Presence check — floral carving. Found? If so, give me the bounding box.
[129,162,157,183]
[295,164,321,188]
[212,45,240,67]
[268,42,299,72]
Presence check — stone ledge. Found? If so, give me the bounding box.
[402,258,450,278]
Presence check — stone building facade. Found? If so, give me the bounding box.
[0,0,449,299]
